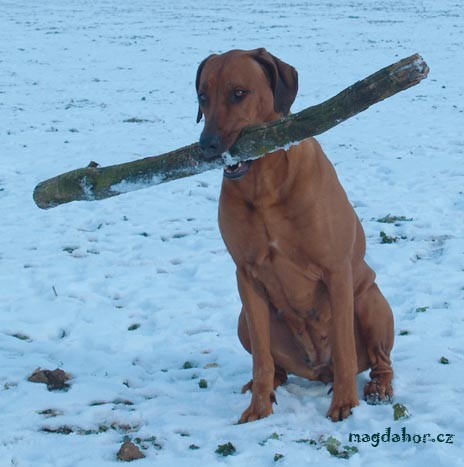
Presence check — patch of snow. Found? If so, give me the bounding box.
[80,176,95,199]
[111,176,164,194]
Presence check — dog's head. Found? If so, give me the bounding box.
[195,48,298,179]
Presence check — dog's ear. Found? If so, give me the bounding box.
[195,54,216,123]
[251,48,298,116]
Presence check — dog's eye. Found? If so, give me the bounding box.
[198,93,207,104]
[232,89,247,102]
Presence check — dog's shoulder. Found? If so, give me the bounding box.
[286,137,332,174]
[287,137,325,161]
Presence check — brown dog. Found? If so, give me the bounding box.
[196,48,394,423]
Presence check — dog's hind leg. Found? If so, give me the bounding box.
[354,283,394,404]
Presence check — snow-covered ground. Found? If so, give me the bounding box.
[1,1,463,465]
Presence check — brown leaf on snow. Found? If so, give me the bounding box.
[117,440,145,461]
[28,368,72,391]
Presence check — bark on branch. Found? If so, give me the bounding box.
[33,53,429,209]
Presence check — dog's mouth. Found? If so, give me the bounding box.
[223,160,252,179]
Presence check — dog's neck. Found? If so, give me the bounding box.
[222,110,298,205]
[222,148,293,206]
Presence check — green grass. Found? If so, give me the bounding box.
[380,231,398,244]
[393,403,410,420]
[134,436,162,450]
[11,332,31,341]
[377,214,413,223]
[198,379,208,389]
[215,442,236,456]
[259,432,280,446]
[294,436,357,459]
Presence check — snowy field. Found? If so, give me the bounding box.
[1,1,463,465]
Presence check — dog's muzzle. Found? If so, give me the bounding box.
[199,132,223,160]
[199,131,252,179]
[223,160,252,179]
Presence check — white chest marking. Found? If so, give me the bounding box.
[269,239,279,250]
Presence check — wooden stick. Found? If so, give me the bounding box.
[33,53,429,209]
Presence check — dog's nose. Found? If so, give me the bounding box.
[199,132,222,159]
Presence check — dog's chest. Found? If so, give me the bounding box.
[250,239,325,315]
[223,205,326,315]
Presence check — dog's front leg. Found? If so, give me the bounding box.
[325,263,359,421]
[236,267,275,423]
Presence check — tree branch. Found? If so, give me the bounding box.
[33,53,429,209]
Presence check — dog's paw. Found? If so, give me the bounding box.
[326,395,359,422]
[238,391,275,424]
[364,378,393,405]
